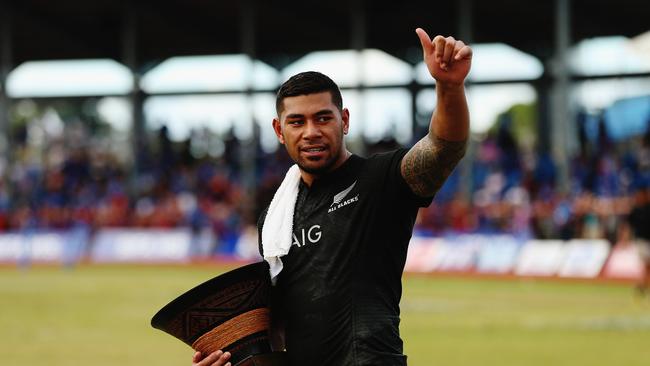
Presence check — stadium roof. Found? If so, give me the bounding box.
[4,0,650,72]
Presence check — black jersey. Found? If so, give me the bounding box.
[629,203,650,240]
[258,149,432,366]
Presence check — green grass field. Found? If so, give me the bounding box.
[1,264,649,366]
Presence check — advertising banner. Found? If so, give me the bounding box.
[430,235,480,272]
[475,235,522,274]
[0,230,84,264]
[557,239,610,278]
[405,237,445,273]
[602,243,644,280]
[91,229,192,263]
[0,233,25,262]
[514,240,566,276]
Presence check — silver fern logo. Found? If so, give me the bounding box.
[328,181,359,213]
[331,181,356,206]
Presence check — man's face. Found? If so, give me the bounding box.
[273,91,349,176]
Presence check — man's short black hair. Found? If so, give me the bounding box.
[276,71,343,115]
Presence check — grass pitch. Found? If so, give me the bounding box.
[0,264,648,366]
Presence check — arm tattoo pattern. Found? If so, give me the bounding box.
[401,134,467,197]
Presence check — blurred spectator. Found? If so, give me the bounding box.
[624,186,650,295]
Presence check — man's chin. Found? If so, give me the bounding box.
[297,159,335,175]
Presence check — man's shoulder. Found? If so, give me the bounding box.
[365,148,409,164]
[360,148,409,175]
[366,147,408,158]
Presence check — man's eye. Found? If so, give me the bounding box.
[288,120,303,125]
[317,116,331,122]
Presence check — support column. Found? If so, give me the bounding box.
[240,0,256,71]
[550,0,573,192]
[240,0,257,223]
[457,0,473,43]
[457,0,474,200]
[0,1,13,172]
[350,0,366,52]
[350,0,366,154]
[535,77,552,155]
[122,3,145,185]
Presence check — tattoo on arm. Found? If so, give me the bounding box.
[401,134,467,197]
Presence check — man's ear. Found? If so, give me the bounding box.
[341,108,350,135]
[272,118,285,144]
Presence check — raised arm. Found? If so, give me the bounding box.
[401,28,472,197]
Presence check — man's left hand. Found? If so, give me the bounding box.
[416,28,472,87]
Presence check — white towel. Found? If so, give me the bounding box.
[262,164,301,284]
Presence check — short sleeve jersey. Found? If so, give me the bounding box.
[258,149,432,366]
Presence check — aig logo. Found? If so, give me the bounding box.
[292,224,322,248]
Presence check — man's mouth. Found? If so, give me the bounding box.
[301,146,327,159]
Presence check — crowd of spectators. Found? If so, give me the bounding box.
[0,123,297,252]
[416,114,650,247]
[0,108,649,252]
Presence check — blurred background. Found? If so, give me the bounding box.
[1,1,650,365]
[0,0,648,278]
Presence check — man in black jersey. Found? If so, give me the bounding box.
[627,187,650,296]
[194,28,471,366]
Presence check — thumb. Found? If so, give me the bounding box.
[415,28,433,55]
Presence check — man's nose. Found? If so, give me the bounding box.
[303,120,322,139]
